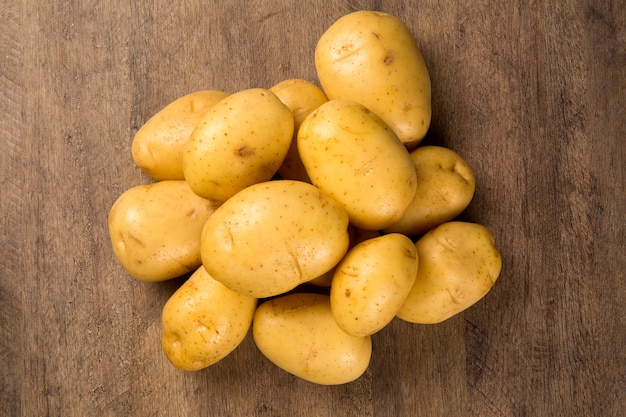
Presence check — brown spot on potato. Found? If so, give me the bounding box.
[236,146,255,157]
[384,50,394,65]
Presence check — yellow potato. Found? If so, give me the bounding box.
[269,79,328,182]
[253,293,372,385]
[297,99,417,230]
[201,180,350,298]
[131,90,228,180]
[183,88,294,201]
[330,233,418,336]
[315,10,431,148]
[108,180,220,282]
[384,146,476,236]
[397,221,502,324]
[161,266,257,371]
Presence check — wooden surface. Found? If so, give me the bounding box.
[1,1,624,416]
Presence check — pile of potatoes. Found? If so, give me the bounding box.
[108,11,502,385]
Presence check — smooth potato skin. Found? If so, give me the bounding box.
[330,233,418,336]
[298,99,417,230]
[131,90,228,180]
[183,88,294,201]
[315,10,431,148]
[270,79,328,182]
[253,293,372,385]
[161,266,257,371]
[107,180,220,282]
[384,146,476,236]
[397,221,502,324]
[200,180,350,298]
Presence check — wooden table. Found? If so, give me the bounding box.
[1,1,623,416]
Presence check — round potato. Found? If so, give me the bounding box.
[253,293,372,385]
[315,10,431,148]
[183,88,294,201]
[131,90,228,180]
[107,180,220,282]
[397,221,502,324]
[297,99,417,230]
[161,266,257,371]
[201,180,350,298]
[270,79,328,182]
[384,146,476,236]
[330,233,418,336]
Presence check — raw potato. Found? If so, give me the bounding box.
[331,233,418,336]
[270,79,328,182]
[183,88,294,201]
[162,266,257,371]
[131,90,228,180]
[107,180,220,282]
[397,221,502,324]
[384,146,476,236]
[298,99,417,230]
[315,10,431,148]
[201,180,350,298]
[253,293,372,385]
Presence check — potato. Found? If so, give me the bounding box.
[131,90,228,180]
[315,10,431,148]
[107,180,220,282]
[330,233,418,336]
[397,221,502,324]
[183,88,294,201]
[161,266,257,371]
[297,99,417,230]
[201,180,350,298]
[253,293,372,385]
[269,79,328,182]
[384,146,476,236]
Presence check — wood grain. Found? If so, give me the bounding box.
[1,0,624,416]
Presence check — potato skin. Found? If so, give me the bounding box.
[200,180,350,298]
[131,90,228,180]
[183,88,294,201]
[161,266,257,371]
[107,180,220,282]
[297,99,417,230]
[315,10,431,148]
[253,293,372,385]
[384,146,476,236]
[270,79,328,182]
[397,221,502,324]
[330,233,418,336]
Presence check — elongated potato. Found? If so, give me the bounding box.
[397,221,502,324]
[253,293,372,385]
[162,266,257,371]
[131,90,228,180]
[183,88,294,201]
[330,233,418,336]
[270,79,328,182]
[384,146,476,236]
[107,180,220,282]
[201,180,350,298]
[298,99,417,230]
[315,10,431,148]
